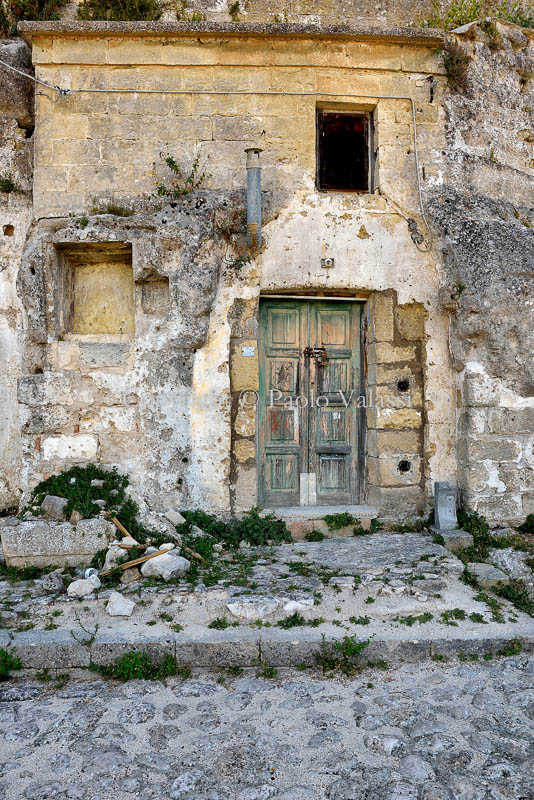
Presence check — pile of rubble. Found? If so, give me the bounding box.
[0,491,195,617]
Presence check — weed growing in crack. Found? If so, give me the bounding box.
[258,661,277,679]
[89,651,183,681]
[496,638,522,657]
[276,612,324,629]
[440,608,467,626]
[70,612,99,646]
[0,648,22,679]
[155,153,208,199]
[323,512,357,531]
[495,580,534,617]
[207,617,239,630]
[305,530,325,541]
[474,592,506,623]
[394,613,434,626]
[314,633,372,676]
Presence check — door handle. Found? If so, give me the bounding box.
[303,346,328,367]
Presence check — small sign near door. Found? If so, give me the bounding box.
[241,346,255,357]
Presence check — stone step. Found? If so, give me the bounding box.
[261,505,378,539]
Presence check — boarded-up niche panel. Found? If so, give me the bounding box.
[71,262,135,334]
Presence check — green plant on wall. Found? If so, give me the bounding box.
[155,153,209,199]
[228,1,240,21]
[77,0,167,21]
[1,0,67,35]
[423,0,534,30]
[0,173,23,194]
[441,39,471,90]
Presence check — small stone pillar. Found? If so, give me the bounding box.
[430,481,473,553]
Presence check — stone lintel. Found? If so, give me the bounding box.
[18,20,445,46]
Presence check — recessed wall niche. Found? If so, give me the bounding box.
[56,243,134,335]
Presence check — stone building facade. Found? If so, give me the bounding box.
[0,2,533,525]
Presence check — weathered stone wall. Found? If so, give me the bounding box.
[9,25,457,517]
[182,0,442,27]
[3,16,533,524]
[0,39,33,509]
[426,21,534,525]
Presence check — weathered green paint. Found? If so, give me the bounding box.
[258,299,361,507]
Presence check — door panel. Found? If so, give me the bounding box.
[258,299,360,507]
[259,302,307,507]
[310,302,359,505]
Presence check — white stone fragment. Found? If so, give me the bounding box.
[164,510,186,526]
[226,595,281,621]
[283,598,314,613]
[106,590,135,617]
[159,542,175,552]
[121,536,139,547]
[103,543,125,572]
[140,552,191,581]
[67,574,101,597]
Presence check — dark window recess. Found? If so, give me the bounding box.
[317,112,370,192]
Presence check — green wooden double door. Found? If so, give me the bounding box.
[258,299,361,507]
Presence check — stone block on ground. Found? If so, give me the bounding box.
[121,567,141,585]
[489,548,534,584]
[164,510,186,526]
[76,517,115,541]
[467,562,510,589]
[226,595,281,621]
[40,569,64,592]
[67,573,101,597]
[431,528,473,553]
[0,519,110,567]
[103,543,125,572]
[140,552,191,581]
[41,495,68,520]
[106,590,135,617]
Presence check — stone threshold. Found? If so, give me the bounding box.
[261,505,378,538]
[262,505,378,519]
[4,627,533,671]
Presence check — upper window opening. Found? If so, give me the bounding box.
[317,111,372,193]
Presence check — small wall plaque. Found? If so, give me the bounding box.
[241,346,255,357]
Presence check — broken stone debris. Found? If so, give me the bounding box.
[103,543,125,572]
[40,568,64,592]
[67,573,101,597]
[41,495,68,520]
[121,567,141,585]
[164,509,186,526]
[106,590,135,617]
[140,551,191,581]
[467,562,511,589]
[226,595,281,621]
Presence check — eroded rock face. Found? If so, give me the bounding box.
[426,23,534,524]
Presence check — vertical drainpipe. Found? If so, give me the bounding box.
[245,147,263,251]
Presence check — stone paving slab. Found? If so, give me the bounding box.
[291,533,457,573]
[2,533,533,671]
[1,656,533,800]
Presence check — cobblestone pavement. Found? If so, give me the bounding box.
[1,657,534,800]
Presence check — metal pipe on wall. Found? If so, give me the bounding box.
[245,147,263,250]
